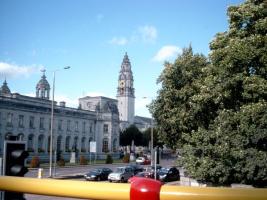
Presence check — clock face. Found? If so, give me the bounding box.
[119,80,125,88]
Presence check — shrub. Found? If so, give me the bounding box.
[80,155,88,165]
[105,154,113,164]
[122,153,130,163]
[57,159,65,167]
[30,156,40,168]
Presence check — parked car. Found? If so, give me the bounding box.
[136,157,151,165]
[108,166,134,182]
[158,167,180,182]
[128,171,159,183]
[84,168,112,181]
[127,164,144,175]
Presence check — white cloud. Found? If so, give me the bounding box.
[0,62,42,78]
[153,45,182,62]
[138,25,157,43]
[109,25,157,46]
[108,37,128,46]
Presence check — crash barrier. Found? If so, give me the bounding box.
[0,176,267,200]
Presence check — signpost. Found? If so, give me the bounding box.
[89,141,96,164]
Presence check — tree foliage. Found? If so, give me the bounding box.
[150,46,209,149]
[151,0,267,186]
[119,125,143,146]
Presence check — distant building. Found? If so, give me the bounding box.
[0,73,120,161]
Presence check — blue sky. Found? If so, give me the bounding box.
[0,0,243,117]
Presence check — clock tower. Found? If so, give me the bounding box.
[117,53,135,127]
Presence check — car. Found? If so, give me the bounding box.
[136,157,151,165]
[128,171,159,182]
[84,168,112,181]
[157,167,180,182]
[127,164,144,175]
[108,166,134,183]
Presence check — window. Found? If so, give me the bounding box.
[82,122,86,133]
[81,137,86,152]
[103,124,108,133]
[19,115,24,127]
[72,136,78,151]
[57,136,62,152]
[75,121,79,132]
[65,136,71,152]
[89,123,93,133]
[7,113,13,126]
[28,134,34,152]
[40,117,44,129]
[102,138,109,153]
[29,116,34,128]
[113,138,117,152]
[38,135,44,152]
[67,120,71,131]
[58,119,63,131]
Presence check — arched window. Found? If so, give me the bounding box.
[88,137,93,152]
[28,134,34,152]
[102,138,109,153]
[72,136,78,151]
[57,136,62,152]
[65,136,71,152]
[113,138,117,152]
[81,137,86,152]
[38,135,44,152]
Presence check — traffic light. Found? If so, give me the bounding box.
[3,141,29,200]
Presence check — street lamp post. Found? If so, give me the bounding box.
[151,117,153,168]
[49,66,70,177]
[142,97,154,167]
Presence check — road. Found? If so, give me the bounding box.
[24,158,177,200]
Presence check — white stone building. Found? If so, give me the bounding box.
[0,73,120,161]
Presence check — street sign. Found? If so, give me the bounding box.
[90,141,96,153]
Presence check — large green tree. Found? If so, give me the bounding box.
[182,0,267,186]
[152,0,267,186]
[150,46,209,148]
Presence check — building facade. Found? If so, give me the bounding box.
[0,74,120,161]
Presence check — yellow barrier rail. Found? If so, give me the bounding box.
[0,176,267,200]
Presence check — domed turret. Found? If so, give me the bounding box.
[36,70,50,99]
[0,79,11,96]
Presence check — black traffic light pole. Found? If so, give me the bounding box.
[3,140,29,200]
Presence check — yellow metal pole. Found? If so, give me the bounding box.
[0,176,267,200]
[160,185,267,200]
[0,176,130,200]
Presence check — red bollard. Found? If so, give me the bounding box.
[130,177,162,200]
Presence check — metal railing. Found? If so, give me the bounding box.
[0,176,266,200]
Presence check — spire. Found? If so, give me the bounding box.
[117,52,135,97]
[0,79,11,95]
[121,52,131,72]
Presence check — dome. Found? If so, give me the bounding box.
[36,71,50,99]
[36,74,50,90]
[0,80,11,95]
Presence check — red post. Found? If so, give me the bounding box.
[130,177,162,200]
